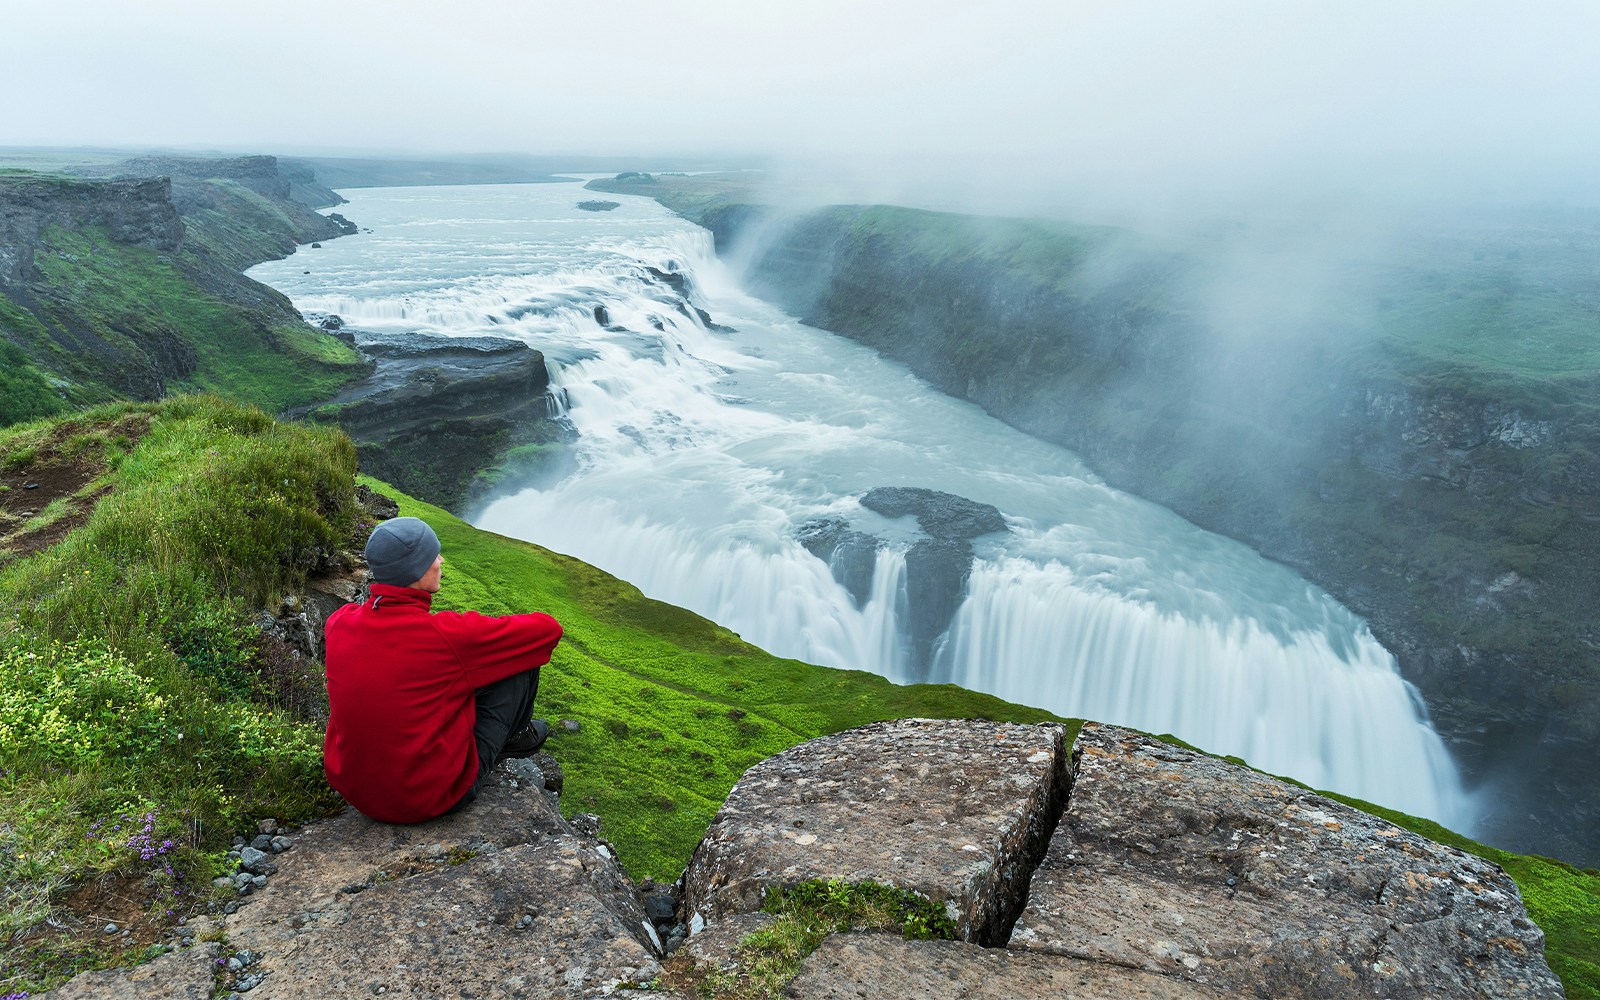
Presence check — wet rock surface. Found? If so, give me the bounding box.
[683,718,1070,944]
[798,487,1010,675]
[1010,722,1565,999]
[858,486,1008,540]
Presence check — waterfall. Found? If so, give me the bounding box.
[249,182,1475,832]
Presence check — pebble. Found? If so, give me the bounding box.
[560,719,581,733]
[270,835,293,853]
[250,834,274,852]
[224,902,240,914]
[257,818,279,835]
[251,875,268,889]
[104,923,118,934]
[235,972,263,992]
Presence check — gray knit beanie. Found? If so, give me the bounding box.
[365,516,441,587]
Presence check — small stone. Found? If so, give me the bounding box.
[232,836,246,848]
[239,846,270,872]
[257,818,279,835]
[560,719,581,733]
[227,957,243,971]
[236,949,259,967]
[104,923,118,934]
[270,835,293,853]
[214,877,235,890]
[224,901,240,914]
[250,834,274,852]
[251,874,268,889]
[235,972,263,992]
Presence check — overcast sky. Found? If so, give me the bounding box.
[5,1,1597,208]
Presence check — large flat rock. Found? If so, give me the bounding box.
[786,933,1228,999]
[683,718,1069,944]
[230,836,659,999]
[1009,723,1564,999]
[225,760,660,999]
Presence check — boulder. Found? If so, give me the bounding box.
[795,517,880,607]
[1009,723,1565,999]
[218,762,658,999]
[859,486,1006,540]
[682,719,1069,944]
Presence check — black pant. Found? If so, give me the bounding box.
[446,667,539,813]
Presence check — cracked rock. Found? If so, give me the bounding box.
[1009,723,1564,999]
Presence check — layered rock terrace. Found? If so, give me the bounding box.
[47,722,1563,999]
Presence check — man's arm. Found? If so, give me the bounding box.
[431,610,563,688]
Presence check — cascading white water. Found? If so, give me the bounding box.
[250,181,1474,831]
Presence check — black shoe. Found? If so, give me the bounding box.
[502,719,550,758]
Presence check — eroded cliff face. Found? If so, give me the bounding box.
[0,159,368,415]
[0,174,183,288]
[639,193,1600,865]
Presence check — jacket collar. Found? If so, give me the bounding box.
[368,582,434,610]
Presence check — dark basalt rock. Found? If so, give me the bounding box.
[904,537,976,670]
[796,518,881,608]
[860,486,1007,540]
[292,333,573,514]
[794,489,1008,675]
[645,265,689,297]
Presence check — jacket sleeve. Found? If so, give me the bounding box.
[430,610,563,689]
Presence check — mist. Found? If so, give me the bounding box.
[5,0,1597,220]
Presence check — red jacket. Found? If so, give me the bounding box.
[323,583,563,823]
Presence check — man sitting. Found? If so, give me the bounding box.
[323,516,562,823]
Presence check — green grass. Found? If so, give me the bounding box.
[0,336,67,426]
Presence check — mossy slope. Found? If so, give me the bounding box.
[0,169,367,425]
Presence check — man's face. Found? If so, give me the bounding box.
[415,554,444,593]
